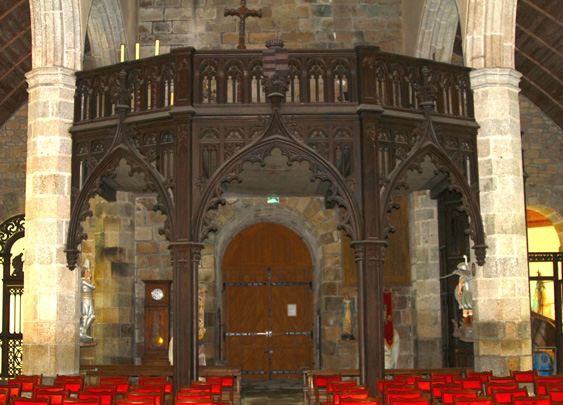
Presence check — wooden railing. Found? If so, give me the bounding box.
[74,47,473,123]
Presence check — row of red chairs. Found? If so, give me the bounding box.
[313,375,380,405]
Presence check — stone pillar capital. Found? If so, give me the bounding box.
[25,67,77,90]
[469,68,522,92]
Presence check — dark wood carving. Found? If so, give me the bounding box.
[68,44,487,394]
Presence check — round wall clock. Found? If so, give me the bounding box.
[151,288,164,301]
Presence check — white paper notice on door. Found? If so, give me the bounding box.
[287,304,297,317]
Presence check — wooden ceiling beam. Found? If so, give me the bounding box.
[516,23,563,59]
[0,53,31,82]
[515,46,563,87]
[0,0,27,20]
[520,0,563,27]
[0,78,26,107]
[0,25,30,54]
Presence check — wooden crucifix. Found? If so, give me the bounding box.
[224,0,262,50]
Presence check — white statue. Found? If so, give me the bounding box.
[384,328,400,369]
[80,258,96,343]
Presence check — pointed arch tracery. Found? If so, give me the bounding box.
[65,123,175,270]
[379,118,487,265]
[194,111,362,243]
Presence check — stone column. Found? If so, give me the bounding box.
[409,191,441,368]
[23,67,80,375]
[470,68,532,374]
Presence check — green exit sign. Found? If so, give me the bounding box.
[267,197,279,204]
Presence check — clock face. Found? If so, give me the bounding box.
[151,288,164,301]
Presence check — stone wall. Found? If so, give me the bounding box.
[199,196,359,368]
[81,193,136,365]
[409,190,441,368]
[520,95,563,245]
[133,196,172,363]
[0,105,27,222]
[137,0,402,55]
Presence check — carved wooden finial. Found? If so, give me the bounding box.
[224,0,262,50]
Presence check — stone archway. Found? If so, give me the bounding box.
[416,0,459,63]
[198,197,359,370]
[85,0,128,68]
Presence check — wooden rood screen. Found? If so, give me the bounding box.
[222,223,314,380]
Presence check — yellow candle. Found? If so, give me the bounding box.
[135,43,140,60]
[155,40,160,56]
[120,44,125,62]
[170,92,174,106]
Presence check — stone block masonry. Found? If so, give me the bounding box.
[137,0,403,53]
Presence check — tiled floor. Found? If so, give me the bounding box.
[242,379,303,404]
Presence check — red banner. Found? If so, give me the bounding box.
[384,292,394,348]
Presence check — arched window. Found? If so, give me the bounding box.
[0,214,25,377]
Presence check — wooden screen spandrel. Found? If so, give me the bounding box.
[223,223,313,380]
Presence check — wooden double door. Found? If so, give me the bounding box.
[223,223,314,380]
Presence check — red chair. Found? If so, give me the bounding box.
[394,376,422,385]
[467,372,493,384]
[453,396,493,405]
[34,390,69,405]
[33,386,66,395]
[385,390,423,405]
[442,389,480,405]
[130,387,163,405]
[341,397,381,405]
[334,390,370,405]
[174,400,213,405]
[511,371,537,384]
[62,398,101,405]
[177,387,212,394]
[78,391,114,405]
[488,377,517,384]
[535,376,563,395]
[378,381,415,392]
[389,397,431,405]
[485,383,519,395]
[0,389,9,405]
[5,381,23,397]
[431,373,459,383]
[547,386,563,402]
[511,395,550,405]
[137,379,171,395]
[415,380,432,394]
[100,378,129,395]
[12,398,51,405]
[13,376,42,394]
[453,378,483,392]
[55,376,84,395]
[432,382,463,400]
[175,394,213,401]
[115,400,155,405]
[316,376,343,389]
[490,388,528,404]
[126,392,160,405]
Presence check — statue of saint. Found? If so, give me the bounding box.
[340,295,355,340]
[453,255,473,327]
[80,258,96,343]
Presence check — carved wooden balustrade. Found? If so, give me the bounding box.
[74,47,473,122]
[70,46,477,211]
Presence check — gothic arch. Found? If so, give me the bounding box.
[65,122,175,270]
[416,0,460,63]
[194,110,363,244]
[527,204,563,250]
[380,115,487,265]
[463,0,517,69]
[85,0,128,67]
[29,0,82,70]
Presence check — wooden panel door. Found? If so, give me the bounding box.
[223,223,314,380]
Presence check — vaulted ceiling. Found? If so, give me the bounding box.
[0,0,561,130]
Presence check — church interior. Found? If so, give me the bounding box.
[0,0,562,402]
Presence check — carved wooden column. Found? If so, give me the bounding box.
[171,104,198,387]
[356,106,386,393]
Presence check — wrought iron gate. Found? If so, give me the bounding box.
[0,214,25,377]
